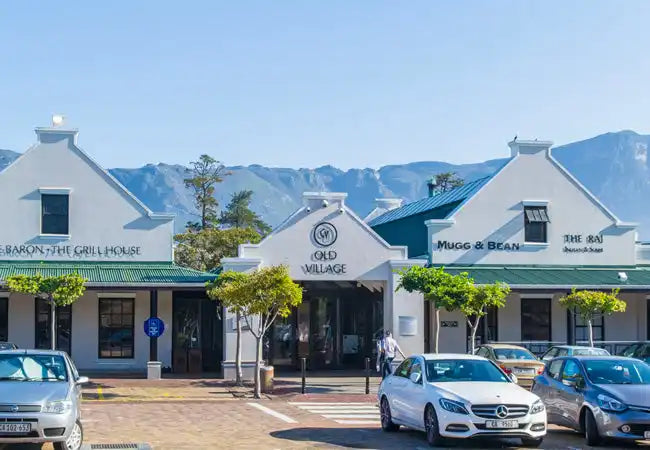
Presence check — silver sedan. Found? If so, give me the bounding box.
[0,349,88,450]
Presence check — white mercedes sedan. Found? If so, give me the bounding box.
[378,353,547,447]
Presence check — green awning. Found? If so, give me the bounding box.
[439,265,650,289]
[0,261,216,287]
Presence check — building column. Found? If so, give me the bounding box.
[149,289,158,361]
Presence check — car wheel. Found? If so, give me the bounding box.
[424,404,444,447]
[380,397,399,432]
[521,437,544,448]
[585,409,601,447]
[54,419,83,450]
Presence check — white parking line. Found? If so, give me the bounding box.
[247,402,298,424]
[289,402,380,425]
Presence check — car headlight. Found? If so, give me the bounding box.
[42,400,72,414]
[597,394,627,413]
[530,399,545,414]
[439,398,469,415]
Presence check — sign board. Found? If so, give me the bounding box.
[144,317,165,338]
[441,321,459,328]
[399,316,417,336]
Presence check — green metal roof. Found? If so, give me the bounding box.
[440,265,650,288]
[0,261,216,286]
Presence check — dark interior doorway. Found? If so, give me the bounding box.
[267,281,383,371]
[172,291,222,374]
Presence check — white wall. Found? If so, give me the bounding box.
[7,293,35,348]
[158,290,173,369]
[428,143,636,266]
[0,129,173,262]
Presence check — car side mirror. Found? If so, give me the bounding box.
[409,372,422,384]
[508,373,518,384]
[76,376,89,385]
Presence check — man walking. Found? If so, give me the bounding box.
[380,330,405,379]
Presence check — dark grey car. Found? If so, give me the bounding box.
[532,356,650,446]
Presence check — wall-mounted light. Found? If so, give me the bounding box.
[306,207,311,213]
[339,207,344,214]
[618,272,628,282]
[322,200,329,208]
[52,114,65,127]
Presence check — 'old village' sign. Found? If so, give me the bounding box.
[302,222,347,275]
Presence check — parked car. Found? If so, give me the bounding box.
[378,353,547,447]
[531,356,650,446]
[0,343,17,350]
[540,345,609,363]
[0,349,88,450]
[474,344,545,387]
[619,342,650,364]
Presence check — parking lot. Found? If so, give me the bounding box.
[2,398,649,449]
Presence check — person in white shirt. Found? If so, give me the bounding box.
[380,330,406,379]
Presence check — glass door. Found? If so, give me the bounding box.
[310,295,337,369]
[172,297,201,373]
[35,298,71,355]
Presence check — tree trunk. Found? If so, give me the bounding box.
[253,335,263,399]
[470,322,478,355]
[235,311,243,386]
[50,298,56,351]
[587,318,594,347]
[433,307,440,353]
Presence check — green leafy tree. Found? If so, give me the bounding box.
[174,227,262,272]
[560,288,626,347]
[6,273,87,350]
[462,282,510,354]
[220,190,272,236]
[397,266,473,353]
[207,271,249,386]
[184,154,230,230]
[430,172,464,194]
[210,265,302,398]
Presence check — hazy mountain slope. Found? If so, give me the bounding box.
[1,131,648,238]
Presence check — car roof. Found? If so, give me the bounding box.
[553,345,607,350]
[483,344,530,350]
[0,349,67,356]
[420,353,485,361]
[562,355,638,361]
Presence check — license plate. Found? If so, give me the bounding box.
[485,419,519,429]
[0,423,31,433]
[514,368,535,375]
[644,431,650,439]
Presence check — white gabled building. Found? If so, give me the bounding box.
[370,139,650,355]
[0,120,217,374]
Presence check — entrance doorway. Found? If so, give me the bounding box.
[267,281,383,371]
[172,291,223,374]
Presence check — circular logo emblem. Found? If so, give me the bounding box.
[9,405,18,413]
[495,405,508,419]
[312,222,338,247]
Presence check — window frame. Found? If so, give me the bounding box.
[34,298,72,355]
[408,360,423,384]
[523,206,549,243]
[560,358,585,385]
[575,313,604,343]
[98,298,135,359]
[395,358,414,378]
[547,359,564,380]
[40,193,70,236]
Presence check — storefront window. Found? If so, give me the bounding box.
[524,206,549,243]
[98,298,134,358]
[575,313,604,342]
[521,298,551,341]
[35,298,71,354]
[0,298,7,342]
[41,194,69,235]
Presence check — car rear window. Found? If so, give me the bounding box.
[573,348,609,356]
[493,348,537,360]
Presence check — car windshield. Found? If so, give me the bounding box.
[493,348,537,360]
[0,354,68,382]
[426,359,509,383]
[583,359,650,385]
[573,348,609,356]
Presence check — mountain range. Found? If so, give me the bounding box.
[1,130,648,239]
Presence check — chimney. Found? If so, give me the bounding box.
[374,198,403,210]
[508,139,553,157]
[427,176,437,197]
[35,114,78,145]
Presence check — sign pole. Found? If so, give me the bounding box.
[149,289,158,362]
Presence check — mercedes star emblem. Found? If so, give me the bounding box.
[9,405,19,413]
[495,405,508,419]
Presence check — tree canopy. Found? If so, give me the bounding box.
[397,266,473,311]
[560,288,626,346]
[184,154,230,230]
[219,190,272,236]
[6,273,87,306]
[174,227,262,272]
[431,172,464,194]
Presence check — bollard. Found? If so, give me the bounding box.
[301,357,306,394]
[365,357,370,395]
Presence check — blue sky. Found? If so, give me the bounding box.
[2,1,650,169]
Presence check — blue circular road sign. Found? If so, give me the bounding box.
[144,317,165,338]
